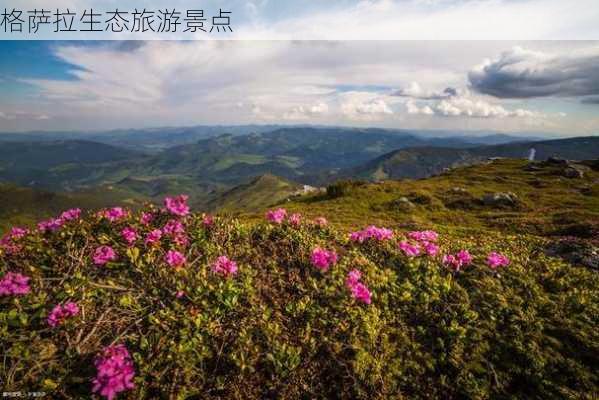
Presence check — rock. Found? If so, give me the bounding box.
[546,239,599,270]
[524,163,543,172]
[546,157,569,166]
[450,187,468,193]
[482,192,519,208]
[392,197,415,210]
[563,164,589,179]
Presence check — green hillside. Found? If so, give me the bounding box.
[1,159,597,399]
[265,159,599,246]
[206,174,306,212]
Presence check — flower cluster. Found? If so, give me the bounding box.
[93,246,118,266]
[266,208,287,224]
[487,252,510,270]
[345,269,372,305]
[310,247,338,271]
[288,213,302,227]
[37,217,64,233]
[349,225,394,243]
[401,230,440,257]
[144,229,162,246]
[0,272,31,296]
[164,195,190,217]
[443,250,473,272]
[0,227,29,254]
[121,227,138,246]
[47,301,80,327]
[92,344,136,400]
[313,217,328,227]
[98,207,128,222]
[165,250,186,269]
[408,230,439,242]
[162,219,189,248]
[202,214,214,228]
[398,240,421,257]
[140,212,154,226]
[211,255,238,278]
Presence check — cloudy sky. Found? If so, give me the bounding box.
[1,40,598,135]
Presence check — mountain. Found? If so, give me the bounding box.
[0,125,285,153]
[348,136,599,181]
[205,174,308,212]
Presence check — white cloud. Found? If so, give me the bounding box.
[2,40,597,135]
[405,92,541,119]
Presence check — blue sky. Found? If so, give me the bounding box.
[1,40,598,135]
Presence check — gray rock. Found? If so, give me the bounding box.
[482,192,519,207]
[563,164,589,179]
[546,240,599,270]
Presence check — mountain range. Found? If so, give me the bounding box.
[0,126,597,213]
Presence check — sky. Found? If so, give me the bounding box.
[0,0,598,136]
[1,40,598,135]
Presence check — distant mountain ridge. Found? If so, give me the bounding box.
[345,136,599,181]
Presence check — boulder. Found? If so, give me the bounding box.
[482,192,519,208]
[546,239,599,271]
[563,164,590,179]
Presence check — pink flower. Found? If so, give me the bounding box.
[144,229,162,246]
[350,282,372,305]
[165,250,186,268]
[202,214,214,228]
[172,233,189,248]
[0,272,31,296]
[121,227,138,246]
[310,247,338,271]
[398,241,421,257]
[345,269,362,288]
[163,219,185,236]
[93,246,117,266]
[313,217,328,227]
[266,208,287,224]
[345,269,371,305]
[457,250,473,265]
[8,227,28,240]
[0,227,29,254]
[99,207,128,222]
[37,217,63,233]
[408,230,439,242]
[60,208,81,222]
[443,250,472,272]
[92,344,136,400]
[164,195,190,217]
[175,290,185,299]
[487,252,510,270]
[140,212,154,226]
[422,241,440,257]
[47,301,80,327]
[289,213,302,227]
[349,226,393,243]
[211,256,238,278]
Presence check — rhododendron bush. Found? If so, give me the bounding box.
[1,200,598,399]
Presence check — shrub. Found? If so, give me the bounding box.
[1,202,598,399]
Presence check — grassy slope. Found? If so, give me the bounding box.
[271,159,599,239]
[206,174,303,212]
